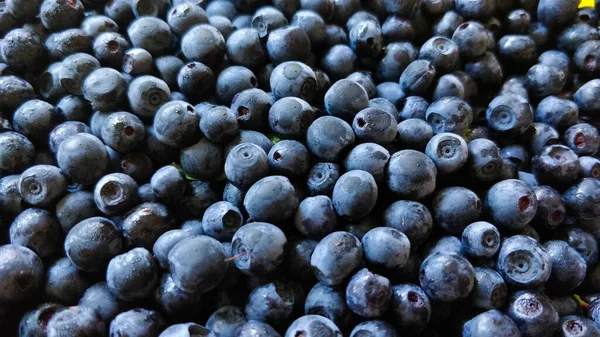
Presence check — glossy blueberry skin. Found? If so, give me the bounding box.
[399,60,436,95]
[432,72,476,101]
[498,35,537,67]
[470,267,507,310]
[543,240,587,292]
[13,99,64,145]
[424,236,464,258]
[467,138,503,182]
[0,244,44,304]
[101,111,145,154]
[397,119,434,152]
[83,67,128,112]
[306,116,355,161]
[244,176,298,223]
[451,21,488,60]
[332,170,378,219]
[225,143,269,191]
[216,66,258,104]
[324,79,369,122]
[426,96,473,135]
[425,133,469,174]
[349,320,398,337]
[168,235,226,294]
[432,187,482,235]
[245,281,295,324]
[19,303,66,337]
[58,53,100,96]
[561,179,600,221]
[55,191,99,234]
[343,143,390,183]
[305,163,340,197]
[531,185,565,230]
[419,252,475,302]
[109,309,166,337]
[362,227,410,271]
[46,306,105,337]
[465,51,504,89]
[153,101,200,149]
[349,20,383,60]
[376,82,406,108]
[268,140,310,177]
[320,44,357,81]
[558,23,599,56]
[531,145,580,188]
[522,122,561,155]
[78,282,121,322]
[294,195,338,239]
[127,17,172,56]
[419,36,460,74]
[266,26,311,65]
[556,315,600,337]
[538,0,578,29]
[231,88,271,132]
[64,217,123,273]
[564,123,600,156]
[44,257,91,305]
[1,28,45,71]
[234,320,280,337]
[574,79,600,117]
[121,202,173,249]
[535,96,579,132]
[154,273,202,319]
[159,323,211,337]
[311,231,363,286]
[304,282,353,331]
[352,108,398,145]
[555,226,598,266]
[496,235,552,289]
[49,121,92,155]
[56,95,93,123]
[462,309,521,337]
[433,11,464,38]
[93,173,139,216]
[10,208,63,259]
[200,201,243,242]
[386,284,431,334]
[387,150,437,200]
[18,165,67,208]
[268,96,315,138]
[154,230,193,271]
[383,200,432,246]
[345,268,392,318]
[206,306,247,337]
[231,222,287,276]
[179,138,224,181]
[506,291,559,337]
[106,247,159,301]
[176,180,220,221]
[122,48,154,76]
[92,32,129,69]
[0,75,36,113]
[486,94,533,136]
[226,28,267,68]
[127,76,171,120]
[485,179,538,230]
[524,64,566,99]
[0,131,36,174]
[285,315,342,337]
[461,221,500,258]
[376,42,416,82]
[150,166,186,203]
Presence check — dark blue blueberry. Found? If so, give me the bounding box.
[0,244,44,303]
[433,11,464,38]
[101,111,145,153]
[106,247,159,301]
[237,321,281,337]
[345,268,392,318]
[452,21,489,60]
[556,226,598,267]
[231,222,287,276]
[498,34,537,66]
[470,267,506,310]
[166,3,209,36]
[180,138,224,180]
[346,72,377,99]
[525,65,566,100]
[109,309,166,337]
[64,217,123,273]
[387,150,437,200]
[284,315,342,337]
[574,79,600,117]
[304,282,353,331]
[56,95,93,123]
[432,72,477,101]
[383,200,432,245]
[465,51,503,89]
[216,66,258,105]
[0,175,25,216]
[382,16,415,42]
[558,23,600,55]
[153,101,200,148]
[291,10,326,49]
[201,201,243,242]
[579,156,600,178]
[306,162,341,197]
[128,75,171,120]
[399,60,436,95]
[47,306,106,337]
[251,7,287,38]
[19,303,66,337]
[419,252,475,302]
[362,227,410,271]
[159,323,211,337]
[564,123,600,156]
[127,17,172,56]
[486,94,533,136]
[0,75,36,113]
[177,180,220,220]
[522,122,561,155]
[419,36,459,74]
[268,96,315,138]
[119,152,154,183]
[206,306,247,337]
[535,96,579,132]
[58,53,100,96]
[352,108,398,144]
[311,231,363,286]
[294,195,337,239]
[398,96,429,120]
[455,0,495,19]
[268,140,310,177]
[121,202,173,249]
[532,185,566,230]
[332,170,378,219]
[18,165,67,208]
[461,221,500,258]
[224,142,269,190]
[244,175,298,222]
[150,166,186,204]
[320,45,357,81]
[425,132,468,174]
[538,0,578,29]
[44,257,91,305]
[397,119,433,152]
[82,68,127,112]
[49,121,92,154]
[92,32,129,68]
[556,315,600,337]
[93,173,139,215]
[368,98,399,122]
[245,281,295,323]
[286,238,318,281]
[387,284,431,334]
[531,145,580,188]
[168,235,226,293]
[343,143,390,182]
[154,273,202,319]
[306,116,355,161]
[467,138,503,181]
[462,310,521,337]
[153,229,193,270]
[323,24,348,49]
[426,96,473,135]
[349,320,398,337]
[231,88,272,131]
[349,20,384,60]
[324,79,369,122]
[506,9,531,34]
[13,99,64,145]
[1,28,45,71]
[485,179,537,230]
[506,291,559,336]
[56,191,100,233]
[496,235,552,288]
[122,48,154,76]
[10,208,63,259]
[543,240,587,292]
[432,187,482,235]
[266,26,311,65]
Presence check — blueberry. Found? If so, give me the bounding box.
[10,207,62,259]
[44,257,91,305]
[224,143,268,190]
[362,227,410,272]
[388,150,437,200]
[159,323,211,337]
[284,238,317,282]
[251,7,287,38]
[345,268,392,318]
[47,306,105,337]
[304,282,353,331]
[506,290,559,336]
[426,96,473,135]
[324,79,369,122]
[127,17,172,56]
[419,252,475,302]
[535,96,579,132]
[486,94,533,136]
[311,231,363,286]
[245,281,295,324]
[469,267,507,310]
[180,138,224,181]
[64,217,123,273]
[563,123,600,156]
[432,72,476,101]
[0,75,36,113]
[231,222,287,276]
[0,244,44,303]
[206,306,248,337]
[306,116,355,161]
[383,200,433,245]
[101,111,145,153]
[200,201,243,242]
[398,96,429,120]
[382,15,415,42]
[121,202,174,249]
[343,143,390,182]
[244,175,298,222]
[320,45,357,81]
[109,309,166,337]
[349,320,398,337]
[81,15,119,37]
[94,173,139,215]
[230,89,271,131]
[40,0,85,32]
[127,76,171,120]
[543,240,587,292]
[266,26,311,65]
[349,20,384,60]
[399,60,436,95]
[467,138,503,182]
[284,315,342,337]
[82,67,127,111]
[19,303,66,337]
[224,29,266,70]
[462,310,521,337]
[236,320,281,337]
[153,101,200,148]
[150,166,186,204]
[530,185,566,230]
[215,66,258,104]
[268,96,315,138]
[465,51,503,88]
[154,273,202,319]
[496,235,552,289]
[1,28,45,72]
[352,107,398,144]
[451,21,489,60]
[57,133,109,185]
[306,162,341,197]
[376,42,417,83]
[332,170,378,219]
[531,145,580,188]
[168,235,226,294]
[55,191,99,234]
[0,175,25,215]
[294,195,338,239]
[460,221,500,258]
[153,230,193,271]
[13,99,64,145]
[425,133,468,174]
[177,180,220,220]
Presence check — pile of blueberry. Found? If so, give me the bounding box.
[3,0,600,336]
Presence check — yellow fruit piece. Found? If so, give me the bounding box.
[580,0,595,8]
